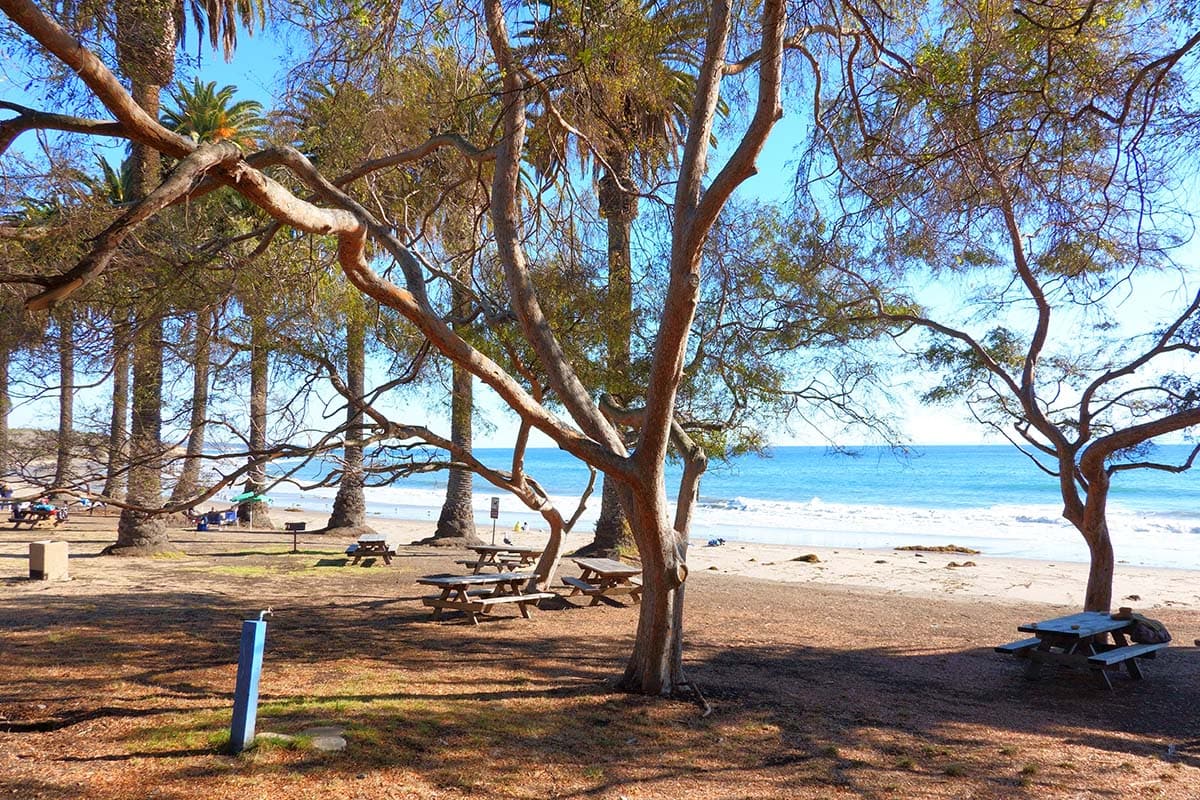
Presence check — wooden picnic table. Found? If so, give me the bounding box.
[417,572,555,625]
[564,557,642,606]
[996,610,1169,689]
[348,533,395,565]
[8,507,59,530]
[458,544,543,574]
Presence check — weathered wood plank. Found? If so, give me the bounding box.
[1087,642,1168,666]
[994,637,1042,655]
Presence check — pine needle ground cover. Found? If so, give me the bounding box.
[2,517,1198,799]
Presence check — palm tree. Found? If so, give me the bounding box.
[101,0,265,553]
[158,81,266,513]
[323,290,376,537]
[520,0,705,556]
[161,79,266,146]
[51,306,75,499]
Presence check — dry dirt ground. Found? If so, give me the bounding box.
[2,514,1199,799]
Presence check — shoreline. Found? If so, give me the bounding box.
[11,505,1199,613]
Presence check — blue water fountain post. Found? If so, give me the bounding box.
[229,608,271,753]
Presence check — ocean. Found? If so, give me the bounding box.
[262,444,1200,570]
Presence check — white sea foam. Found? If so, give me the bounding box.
[261,480,1198,570]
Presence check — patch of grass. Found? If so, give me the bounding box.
[942,763,968,777]
[820,745,840,758]
[999,746,1018,756]
[150,550,188,559]
[1058,761,1076,771]
[258,695,358,718]
[249,733,312,752]
[204,565,275,578]
[1020,764,1038,776]
[582,765,604,780]
[133,711,228,753]
[895,757,915,770]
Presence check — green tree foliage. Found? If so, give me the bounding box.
[161,79,265,146]
[820,0,1200,610]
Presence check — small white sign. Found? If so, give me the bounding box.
[490,497,500,519]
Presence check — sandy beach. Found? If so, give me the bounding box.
[7,503,1197,612]
[252,506,1200,612]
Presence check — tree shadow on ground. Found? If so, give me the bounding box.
[2,569,1198,799]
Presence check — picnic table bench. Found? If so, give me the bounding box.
[8,507,60,530]
[456,544,543,574]
[997,611,1169,689]
[346,533,396,565]
[564,557,642,606]
[417,572,556,625]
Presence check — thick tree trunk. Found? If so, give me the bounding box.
[618,486,688,695]
[52,308,75,500]
[325,309,375,537]
[102,321,130,501]
[582,148,638,556]
[107,1,173,547]
[239,313,274,529]
[1082,519,1115,612]
[110,313,170,553]
[429,362,480,545]
[170,307,214,504]
[1076,468,1116,612]
[576,477,634,557]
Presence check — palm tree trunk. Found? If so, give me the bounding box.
[52,307,74,500]
[102,316,130,501]
[0,338,9,478]
[112,312,170,553]
[432,362,480,543]
[108,0,174,553]
[239,312,274,528]
[170,307,214,504]
[325,307,374,536]
[584,146,638,556]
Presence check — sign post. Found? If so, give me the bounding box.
[489,497,500,544]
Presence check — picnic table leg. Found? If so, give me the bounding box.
[430,587,452,620]
[1023,642,1048,680]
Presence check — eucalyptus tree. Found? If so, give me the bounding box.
[281,60,497,545]
[1,0,891,696]
[821,0,1200,610]
[517,0,705,556]
[102,0,263,551]
[159,78,267,512]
